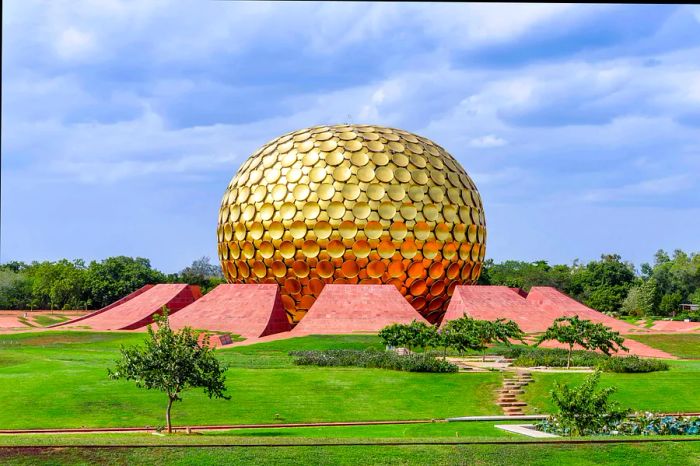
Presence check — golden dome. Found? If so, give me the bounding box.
[217,124,486,324]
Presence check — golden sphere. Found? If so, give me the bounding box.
[217,125,486,324]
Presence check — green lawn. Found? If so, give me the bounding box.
[0,332,501,429]
[628,334,700,359]
[1,440,698,465]
[523,360,700,414]
[2,331,700,432]
[31,314,71,327]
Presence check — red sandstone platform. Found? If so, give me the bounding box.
[55,284,201,330]
[650,320,700,333]
[166,284,291,338]
[536,339,675,359]
[291,284,428,335]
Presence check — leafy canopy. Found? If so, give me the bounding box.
[109,309,229,432]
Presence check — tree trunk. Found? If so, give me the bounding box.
[166,396,174,434]
[567,345,573,369]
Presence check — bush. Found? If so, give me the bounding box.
[599,355,669,373]
[538,370,629,436]
[505,346,668,373]
[288,349,458,373]
[612,412,700,436]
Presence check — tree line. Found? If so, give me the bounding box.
[1,249,698,317]
[0,256,224,310]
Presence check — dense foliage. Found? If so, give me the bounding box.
[536,316,627,368]
[0,256,222,310]
[608,413,700,436]
[378,320,438,352]
[540,370,629,436]
[289,349,458,373]
[109,310,229,433]
[3,249,698,316]
[440,316,525,358]
[505,346,669,373]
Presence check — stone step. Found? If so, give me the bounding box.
[498,389,525,394]
[497,402,527,407]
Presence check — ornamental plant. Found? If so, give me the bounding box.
[109,308,229,433]
[535,316,628,368]
[542,369,629,436]
[378,320,437,352]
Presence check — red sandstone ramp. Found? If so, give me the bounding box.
[50,285,154,328]
[167,284,291,338]
[441,286,563,333]
[526,287,639,333]
[442,286,641,334]
[59,284,200,330]
[291,284,428,335]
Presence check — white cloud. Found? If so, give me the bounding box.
[55,28,95,59]
[469,135,508,148]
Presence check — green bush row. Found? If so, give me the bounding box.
[288,349,458,373]
[503,347,668,373]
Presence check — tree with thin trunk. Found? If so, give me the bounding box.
[109,308,229,433]
[535,316,628,369]
[442,315,525,360]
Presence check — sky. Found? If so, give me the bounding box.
[2,2,700,273]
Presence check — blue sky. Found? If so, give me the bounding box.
[2,2,699,273]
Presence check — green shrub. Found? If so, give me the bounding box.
[288,349,458,373]
[600,355,669,373]
[539,370,629,436]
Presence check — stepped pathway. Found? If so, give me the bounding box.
[497,371,533,416]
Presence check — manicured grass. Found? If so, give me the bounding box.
[523,360,700,414]
[628,334,700,359]
[1,441,699,465]
[0,332,501,429]
[31,314,71,327]
[0,422,517,445]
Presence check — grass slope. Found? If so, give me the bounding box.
[523,360,700,414]
[627,334,700,360]
[0,332,500,429]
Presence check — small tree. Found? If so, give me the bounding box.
[378,323,411,349]
[442,316,525,360]
[547,369,629,436]
[536,316,628,368]
[441,317,480,355]
[109,309,230,433]
[378,320,437,352]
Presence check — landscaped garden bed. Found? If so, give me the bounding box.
[289,349,459,373]
[503,346,669,373]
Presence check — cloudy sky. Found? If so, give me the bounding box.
[2,2,699,272]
